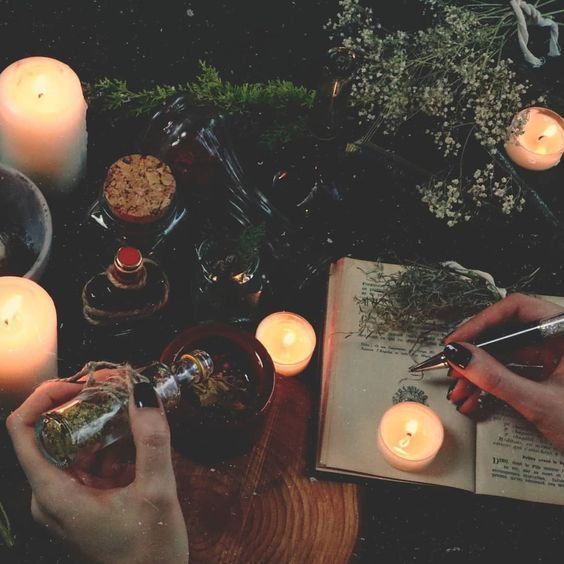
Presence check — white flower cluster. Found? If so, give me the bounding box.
[419,162,525,227]
[327,0,535,225]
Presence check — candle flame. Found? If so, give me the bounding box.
[331,81,340,98]
[2,294,22,326]
[398,419,419,449]
[282,331,297,347]
[540,124,559,140]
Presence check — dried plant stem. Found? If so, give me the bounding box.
[356,262,535,337]
[0,501,14,548]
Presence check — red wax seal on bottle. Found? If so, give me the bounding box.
[115,247,143,273]
[112,246,145,285]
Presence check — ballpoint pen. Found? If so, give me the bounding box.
[408,312,564,372]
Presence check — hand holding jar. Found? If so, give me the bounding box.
[6,376,189,564]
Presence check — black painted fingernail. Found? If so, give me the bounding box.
[444,343,473,369]
[446,381,456,400]
[134,382,159,408]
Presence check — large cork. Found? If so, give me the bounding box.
[103,154,176,224]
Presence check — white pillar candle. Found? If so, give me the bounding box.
[0,57,87,197]
[0,277,57,416]
[255,311,316,377]
[377,402,444,472]
[505,107,564,171]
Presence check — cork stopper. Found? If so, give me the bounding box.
[103,154,176,225]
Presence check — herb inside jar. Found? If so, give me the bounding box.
[183,337,257,422]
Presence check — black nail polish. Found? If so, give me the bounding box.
[446,381,456,400]
[134,382,159,408]
[444,343,473,369]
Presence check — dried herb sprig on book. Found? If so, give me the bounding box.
[355,261,537,337]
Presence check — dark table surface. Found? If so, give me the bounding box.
[1,1,564,563]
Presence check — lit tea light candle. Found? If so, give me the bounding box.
[255,311,316,377]
[505,107,564,171]
[0,56,87,196]
[0,277,57,416]
[377,402,444,472]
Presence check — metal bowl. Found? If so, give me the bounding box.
[0,164,52,280]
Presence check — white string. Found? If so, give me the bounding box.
[510,0,561,68]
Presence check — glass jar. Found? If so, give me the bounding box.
[35,350,213,468]
[192,237,263,326]
[87,188,187,254]
[86,154,187,254]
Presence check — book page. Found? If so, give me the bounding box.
[475,296,564,504]
[317,258,476,492]
[476,407,564,504]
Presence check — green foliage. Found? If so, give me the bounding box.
[85,61,316,148]
[237,223,267,268]
[0,501,13,549]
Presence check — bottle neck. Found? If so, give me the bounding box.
[136,350,214,409]
[107,261,147,288]
[172,351,214,385]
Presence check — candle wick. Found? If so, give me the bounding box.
[38,92,44,99]
[538,135,545,141]
[407,432,412,437]
[3,319,8,326]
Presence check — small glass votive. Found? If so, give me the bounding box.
[505,107,564,171]
[255,311,317,377]
[377,402,444,473]
[192,237,263,326]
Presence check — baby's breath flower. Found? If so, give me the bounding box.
[327,0,535,225]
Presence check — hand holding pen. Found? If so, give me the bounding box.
[421,293,564,453]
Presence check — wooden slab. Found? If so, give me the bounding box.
[173,376,360,564]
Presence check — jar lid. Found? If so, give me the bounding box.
[103,154,176,225]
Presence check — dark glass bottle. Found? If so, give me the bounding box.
[307,46,361,141]
[82,246,170,331]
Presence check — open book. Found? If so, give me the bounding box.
[316,257,564,505]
